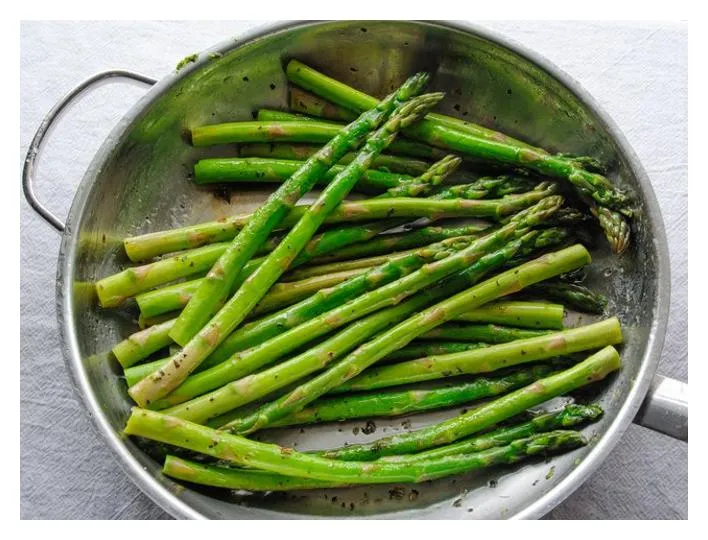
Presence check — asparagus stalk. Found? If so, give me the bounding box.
[381,342,488,363]
[150,230,534,415]
[113,320,175,369]
[126,198,560,393]
[226,244,592,434]
[160,429,585,491]
[136,265,370,320]
[126,235,469,372]
[125,408,586,485]
[96,243,228,308]
[160,231,535,420]
[378,155,461,198]
[452,300,565,329]
[193,118,443,160]
[286,60,632,251]
[523,281,608,315]
[309,223,491,264]
[289,85,358,122]
[317,346,620,461]
[173,77,433,342]
[380,404,603,462]
[263,364,558,428]
[418,323,551,343]
[132,87,440,406]
[286,60,630,213]
[194,158,411,192]
[239,143,431,176]
[333,317,622,394]
[432,176,539,200]
[125,239,562,388]
[123,184,554,266]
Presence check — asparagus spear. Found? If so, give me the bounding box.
[262,364,558,428]
[378,155,461,197]
[380,404,603,462]
[193,118,442,160]
[316,346,620,461]
[133,87,440,407]
[418,323,551,343]
[432,176,539,200]
[125,408,586,484]
[136,264,370,320]
[124,235,472,370]
[194,158,411,192]
[160,231,536,419]
[125,301,558,388]
[452,300,565,329]
[226,244,592,435]
[150,229,535,415]
[309,223,491,264]
[331,317,622,394]
[122,191,545,264]
[124,197,559,380]
[239,143,431,176]
[289,85,358,122]
[286,60,632,251]
[95,243,227,308]
[135,169,473,316]
[381,342,488,363]
[160,429,586,491]
[173,77,432,340]
[523,281,608,315]
[112,320,175,369]
[286,61,630,213]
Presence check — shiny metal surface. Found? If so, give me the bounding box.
[634,375,688,441]
[22,70,157,232]
[35,20,677,519]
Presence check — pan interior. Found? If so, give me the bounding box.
[62,21,665,519]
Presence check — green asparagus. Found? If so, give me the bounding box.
[332,317,622,393]
[226,244,592,434]
[263,364,559,428]
[289,85,358,122]
[452,300,565,329]
[160,429,586,491]
[381,342,488,363]
[317,345,620,460]
[380,404,603,462]
[523,281,608,315]
[194,158,411,192]
[159,232,535,420]
[132,84,439,406]
[238,142,432,176]
[125,408,586,484]
[418,323,550,343]
[286,60,633,251]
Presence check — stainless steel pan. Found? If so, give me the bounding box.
[23,20,687,519]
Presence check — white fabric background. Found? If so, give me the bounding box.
[20,20,687,520]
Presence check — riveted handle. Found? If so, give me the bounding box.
[22,70,157,232]
[634,374,688,442]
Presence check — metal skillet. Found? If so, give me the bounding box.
[23,20,688,519]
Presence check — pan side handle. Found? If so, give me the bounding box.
[22,70,157,232]
[634,375,688,442]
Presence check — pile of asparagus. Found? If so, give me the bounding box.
[96,61,631,496]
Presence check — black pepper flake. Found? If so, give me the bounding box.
[270,83,276,90]
[488,479,498,488]
[242,76,249,82]
[352,426,360,435]
[453,499,462,507]
[361,420,376,435]
[388,486,406,500]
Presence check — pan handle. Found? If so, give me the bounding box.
[634,375,688,441]
[22,70,157,232]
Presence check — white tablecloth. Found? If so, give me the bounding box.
[20,20,687,519]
